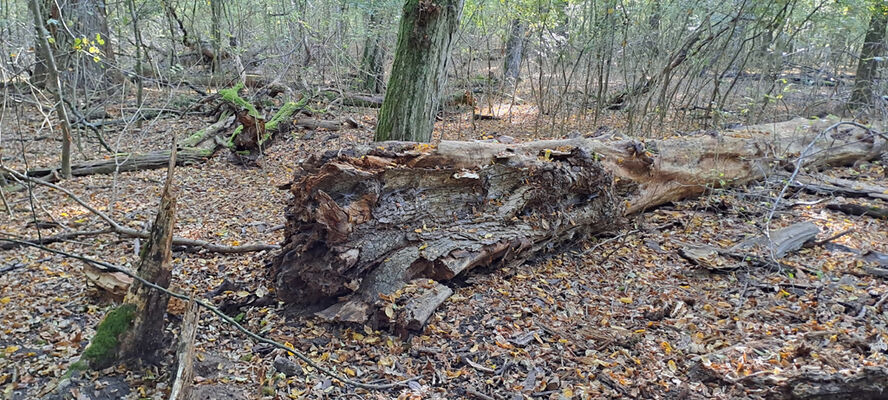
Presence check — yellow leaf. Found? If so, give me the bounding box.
[344,367,356,377]
[0,297,9,305]
[384,305,394,319]
[661,341,672,355]
[284,341,295,356]
[619,297,633,304]
[4,346,19,354]
[667,359,677,372]
[351,332,364,341]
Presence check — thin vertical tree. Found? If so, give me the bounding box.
[374,0,465,142]
[29,0,72,179]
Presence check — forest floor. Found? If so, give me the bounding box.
[1,88,887,400]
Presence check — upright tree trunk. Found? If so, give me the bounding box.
[29,0,72,179]
[211,0,222,73]
[359,12,386,94]
[850,3,888,108]
[374,0,465,142]
[128,0,144,112]
[503,18,526,83]
[66,0,118,88]
[30,0,57,88]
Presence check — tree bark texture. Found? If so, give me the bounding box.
[850,4,888,108]
[29,0,72,179]
[503,19,526,82]
[271,117,887,332]
[359,13,387,94]
[374,0,465,142]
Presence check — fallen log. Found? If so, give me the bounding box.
[826,203,888,219]
[271,117,887,331]
[12,148,215,183]
[792,174,888,201]
[272,143,620,328]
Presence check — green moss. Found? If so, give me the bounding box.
[183,111,230,148]
[218,82,260,119]
[82,304,136,368]
[226,125,243,148]
[63,360,88,379]
[260,98,307,145]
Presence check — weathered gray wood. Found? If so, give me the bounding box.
[732,222,821,258]
[826,203,888,219]
[792,174,888,201]
[16,148,213,183]
[169,299,200,400]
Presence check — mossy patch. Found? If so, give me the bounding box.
[226,125,243,148]
[82,304,136,368]
[218,82,261,119]
[260,98,306,145]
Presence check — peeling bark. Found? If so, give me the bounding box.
[272,117,887,331]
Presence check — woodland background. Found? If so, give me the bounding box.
[1,0,888,399]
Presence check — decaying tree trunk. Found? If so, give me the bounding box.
[271,142,620,328]
[271,117,887,332]
[169,298,200,400]
[82,147,177,369]
[115,147,178,363]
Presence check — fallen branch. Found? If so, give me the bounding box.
[8,149,216,183]
[826,203,888,219]
[0,229,112,250]
[0,166,277,254]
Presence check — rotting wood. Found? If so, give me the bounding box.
[12,148,214,183]
[791,173,888,201]
[272,141,620,331]
[731,221,821,258]
[169,298,200,400]
[116,144,178,364]
[272,117,887,332]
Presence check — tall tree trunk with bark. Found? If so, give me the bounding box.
[503,18,526,83]
[29,0,72,179]
[30,0,57,88]
[374,0,465,142]
[66,0,119,88]
[211,0,223,73]
[850,3,888,108]
[359,12,386,94]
